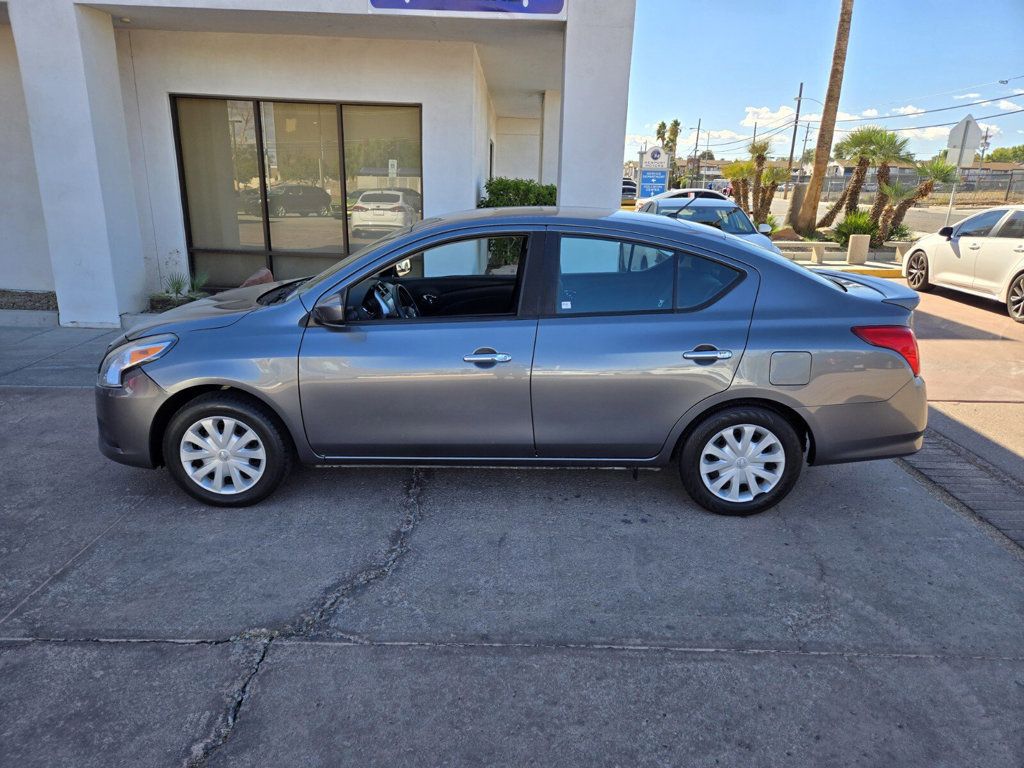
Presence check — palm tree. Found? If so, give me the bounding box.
[885,159,957,235]
[867,131,913,229]
[755,167,790,225]
[656,121,667,147]
[723,160,754,212]
[748,139,771,221]
[816,126,881,228]
[795,0,855,235]
[876,181,915,242]
[666,119,681,156]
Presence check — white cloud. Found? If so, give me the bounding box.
[861,108,879,117]
[978,122,1002,139]
[997,99,1021,110]
[740,105,796,127]
[1014,88,1024,95]
[892,105,925,115]
[897,126,950,141]
[623,133,660,156]
[953,92,981,100]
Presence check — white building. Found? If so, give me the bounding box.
[0,0,636,326]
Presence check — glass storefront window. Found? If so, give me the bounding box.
[260,101,344,262]
[174,97,422,286]
[177,98,265,253]
[343,105,423,252]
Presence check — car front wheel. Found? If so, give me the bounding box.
[163,394,291,507]
[906,250,932,292]
[679,406,803,516]
[1008,273,1024,323]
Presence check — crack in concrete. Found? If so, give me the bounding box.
[177,468,428,767]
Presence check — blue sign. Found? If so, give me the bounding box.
[640,169,669,198]
[371,0,564,12]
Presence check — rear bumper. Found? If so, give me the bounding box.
[800,376,927,465]
[95,368,170,469]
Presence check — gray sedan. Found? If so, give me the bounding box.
[96,208,927,516]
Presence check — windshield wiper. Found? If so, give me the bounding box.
[257,277,309,305]
[664,196,701,219]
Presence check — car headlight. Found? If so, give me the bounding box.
[97,334,177,388]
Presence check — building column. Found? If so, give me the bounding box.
[557,0,636,208]
[9,0,145,327]
[540,90,561,185]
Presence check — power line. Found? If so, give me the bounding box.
[870,73,1024,108]
[703,120,795,149]
[804,93,1023,124]
[832,106,1024,134]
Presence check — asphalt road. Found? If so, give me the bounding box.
[1,381,1023,766]
[769,198,981,236]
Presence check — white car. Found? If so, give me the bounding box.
[902,205,1024,322]
[634,187,727,212]
[639,196,784,255]
[349,189,419,236]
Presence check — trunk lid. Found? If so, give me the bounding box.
[813,269,920,312]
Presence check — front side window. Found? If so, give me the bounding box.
[345,235,526,321]
[556,237,674,315]
[956,209,1006,238]
[994,211,1024,239]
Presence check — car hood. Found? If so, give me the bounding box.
[123,282,283,340]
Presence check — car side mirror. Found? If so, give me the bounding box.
[312,293,346,327]
[938,226,954,239]
[758,223,772,235]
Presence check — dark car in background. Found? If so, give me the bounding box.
[245,184,333,217]
[96,208,926,516]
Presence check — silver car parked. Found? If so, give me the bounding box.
[96,208,927,516]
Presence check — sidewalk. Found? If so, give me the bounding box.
[0,324,121,387]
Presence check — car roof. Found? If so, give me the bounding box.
[655,197,739,209]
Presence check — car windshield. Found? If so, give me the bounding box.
[662,204,755,235]
[360,192,401,203]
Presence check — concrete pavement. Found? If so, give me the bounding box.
[0,379,1022,765]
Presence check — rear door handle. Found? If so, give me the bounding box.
[464,352,512,364]
[968,243,981,250]
[683,348,733,362]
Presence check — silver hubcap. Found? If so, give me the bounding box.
[699,424,785,503]
[179,417,266,495]
[1010,277,1024,319]
[907,253,927,288]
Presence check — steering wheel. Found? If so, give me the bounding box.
[364,280,419,319]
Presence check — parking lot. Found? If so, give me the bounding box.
[1,287,1023,767]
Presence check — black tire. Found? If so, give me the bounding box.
[273,205,287,218]
[679,406,803,517]
[1007,273,1024,323]
[906,250,932,292]
[163,393,292,507]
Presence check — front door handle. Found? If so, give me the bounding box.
[968,243,981,250]
[464,351,512,364]
[683,348,733,362]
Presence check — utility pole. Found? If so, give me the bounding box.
[703,132,711,187]
[801,123,812,163]
[783,82,804,199]
[691,118,701,186]
[751,121,757,147]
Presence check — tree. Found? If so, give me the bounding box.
[722,161,753,212]
[699,149,715,160]
[816,126,882,228]
[799,147,816,166]
[655,121,667,147]
[749,139,771,224]
[885,159,957,235]
[666,119,681,155]
[987,145,1024,164]
[867,130,913,242]
[795,0,855,235]
[876,181,915,242]
[754,167,790,225]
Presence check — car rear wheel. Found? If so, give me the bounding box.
[273,205,287,218]
[906,250,932,292]
[679,407,803,516]
[163,394,291,507]
[1007,273,1024,323]
[318,205,331,217]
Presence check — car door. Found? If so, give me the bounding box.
[973,210,1022,296]
[937,209,1006,288]
[531,232,758,459]
[298,230,542,458]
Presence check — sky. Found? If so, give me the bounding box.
[624,0,1024,163]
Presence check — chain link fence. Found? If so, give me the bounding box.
[817,170,1024,207]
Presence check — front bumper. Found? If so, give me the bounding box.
[95,368,170,468]
[800,376,928,465]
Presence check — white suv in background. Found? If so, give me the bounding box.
[902,205,1024,322]
[349,189,420,236]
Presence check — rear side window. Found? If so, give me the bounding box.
[555,236,740,315]
[677,254,741,309]
[994,211,1024,238]
[956,209,1006,237]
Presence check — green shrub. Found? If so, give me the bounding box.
[478,177,557,208]
[886,223,912,242]
[164,271,189,297]
[764,213,780,234]
[833,210,878,247]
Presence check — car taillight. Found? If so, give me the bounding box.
[852,325,920,376]
[351,204,368,211]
